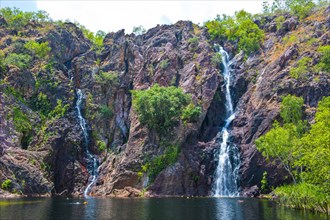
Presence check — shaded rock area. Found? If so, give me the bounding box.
[0,6,329,198]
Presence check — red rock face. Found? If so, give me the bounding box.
[0,6,329,198]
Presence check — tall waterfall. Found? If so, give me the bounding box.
[213,46,240,197]
[76,89,98,198]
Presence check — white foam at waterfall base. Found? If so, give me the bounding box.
[213,46,240,197]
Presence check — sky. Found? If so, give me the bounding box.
[0,1,264,33]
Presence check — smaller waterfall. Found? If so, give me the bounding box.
[213,46,240,197]
[76,89,99,198]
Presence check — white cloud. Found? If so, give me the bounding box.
[36,1,263,33]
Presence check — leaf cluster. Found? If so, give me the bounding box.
[205,10,265,56]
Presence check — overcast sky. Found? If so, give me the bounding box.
[1,1,264,33]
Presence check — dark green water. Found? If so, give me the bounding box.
[0,197,327,220]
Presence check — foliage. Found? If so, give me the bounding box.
[144,145,180,182]
[289,57,311,79]
[99,105,113,119]
[274,183,329,214]
[97,140,107,152]
[256,122,300,184]
[256,95,330,213]
[188,37,199,50]
[262,0,316,19]
[275,16,285,30]
[49,99,69,118]
[95,71,119,85]
[181,103,201,123]
[132,84,199,134]
[77,24,105,52]
[132,25,146,35]
[0,7,50,31]
[316,45,330,72]
[0,50,5,72]
[205,10,265,56]
[159,59,169,69]
[261,171,268,192]
[30,92,52,116]
[1,179,12,191]
[4,53,32,69]
[12,106,31,134]
[280,94,304,124]
[24,41,51,59]
[295,96,330,191]
[210,53,222,66]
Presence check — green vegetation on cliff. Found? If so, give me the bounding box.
[132,84,201,135]
[256,95,330,214]
[205,10,265,56]
[262,0,328,19]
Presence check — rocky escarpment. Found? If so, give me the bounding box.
[0,6,329,198]
[229,7,330,195]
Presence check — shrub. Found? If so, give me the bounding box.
[262,0,316,19]
[30,92,52,116]
[12,106,31,134]
[188,37,199,50]
[181,103,201,123]
[159,59,169,69]
[0,50,5,71]
[24,41,51,59]
[50,99,69,118]
[316,45,330,72]
[280,94,304,124]
[132,84,200,135]
[144,145,180,182]
[1,179,12,191]
[261,171,268,192]
[95,71,119,85]
[275,16,285,30]
[205,10,264,56]
[4,53,32,69]
[0,7,50,30]
[97,140,107,152]
[289,57,311,79]
[211,53,222,66]
[77,24,105,53]
[274,183,329,214]
[132,25,146,35]
[99,105,113,119]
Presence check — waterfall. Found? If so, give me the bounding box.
[213,45,240,197]
[75,89,99,198]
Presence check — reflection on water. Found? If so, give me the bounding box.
[0,197,327,220]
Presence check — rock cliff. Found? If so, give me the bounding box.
[0,6,329,197]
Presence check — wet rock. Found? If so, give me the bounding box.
[242,185,259,197]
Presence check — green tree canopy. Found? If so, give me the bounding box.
[280,94,304,124]
[131,84,200,135]
[205,10,264,56]
[24,41,51,59]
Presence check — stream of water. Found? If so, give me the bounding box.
[213,46,240,197]
[76,89,98,198]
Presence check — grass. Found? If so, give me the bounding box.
[274,183,330,214]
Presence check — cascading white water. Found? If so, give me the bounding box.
[76,89,98,198]
[213,45,240,197]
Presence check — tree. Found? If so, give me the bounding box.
[317,45,330,72]
[4,53,32,69]
[24,41,51,59]
[296,97,330,191]
[256,122,300,184]
[280,94,304,124]
[132,25,146,35]
[131,84,200,135]
[205,10,264,56]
